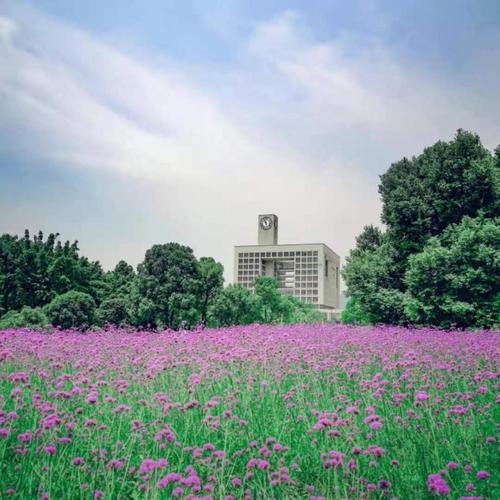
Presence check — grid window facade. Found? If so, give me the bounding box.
[236,248,327,306]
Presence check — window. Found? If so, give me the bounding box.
[325,259,329,277]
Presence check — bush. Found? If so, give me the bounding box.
[405,217,500,329]
[208,285,260,327]
[0,306,50,330]
[341,298,372,325]
[96,297,130,326]
[45,290,96,329]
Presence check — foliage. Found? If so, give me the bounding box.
[0,306,49,330]
[198,257,224,325]
[136,243,202,329]
[45,290,96,329]
[0,230,104,315]
[254,276,283,323]
[96,297,130,327]
[279,294,323,324]
[342,239,407,325]
[405,217,500,328]
[341,298,372,325]
[207,284,260,327]
[344,130,500,328]
[379,129,498,255]
[208,278,323,327]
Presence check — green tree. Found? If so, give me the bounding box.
[405,217,500,328]
[379,130,498,256]
[254,276,283,323]
[341,298,372,325]
[207,285,260,327]
[344,130,499,327]
[45,290,96,329]
[342,229,406,325]
[0,306,49,330]
[96,297,130,326]
[279,294,323,324]
[136,243,201,329]
[0,230,104,314]
[198,257,224,325]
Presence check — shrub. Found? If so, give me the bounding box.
[405,217,500,328]
[96,297,130,326]
[0,306,50,330]
[45,290,96,329]
[341,298,372,325]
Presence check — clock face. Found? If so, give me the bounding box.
[260,216,273,230]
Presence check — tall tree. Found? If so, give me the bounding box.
[344,130,499,327]
[198,257,224,325]
[136,243,201,329]
[404,217,500,328]
[379,129,498,255]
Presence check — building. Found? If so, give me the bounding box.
[234,214,341,318]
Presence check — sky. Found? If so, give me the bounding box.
[1,0,499,285]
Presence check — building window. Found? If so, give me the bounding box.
[325,259,328,277]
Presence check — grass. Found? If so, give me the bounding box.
[0,324,498,499]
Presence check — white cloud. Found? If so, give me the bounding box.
[0,6,498,286]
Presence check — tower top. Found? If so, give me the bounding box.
[258,214,278,245]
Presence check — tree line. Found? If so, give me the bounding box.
[0,236,321,330]
[342,129,499,329]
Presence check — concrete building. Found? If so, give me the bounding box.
[234,214,341,319]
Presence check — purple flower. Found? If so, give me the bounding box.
[476,470,490,480]
[428,473,450,495]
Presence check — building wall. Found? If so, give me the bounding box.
[234,243,340,309]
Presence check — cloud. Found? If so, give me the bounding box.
[0,5,498,285]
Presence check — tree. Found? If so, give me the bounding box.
[96,297,130,326]
[198,257,224,325]
[45,291,96,329]
[208,285,260,327]
[342,232,406,325]
[136,243,201,329]
[344,130,500,327]
[0,230,104,313]
[254,276,282,323]
[279,294,323,324]
[0,306,49,330]
[379,130,498,256]
[404,217,500,329]
[351,225,383,255]
[341,298,372,325]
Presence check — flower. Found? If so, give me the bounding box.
[428,474,450,495]
[476,470,490,480]
[17,431,32,442]
[44,445,57,456]
[415,391,429,401]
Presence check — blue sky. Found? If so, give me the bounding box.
[1,1,499,283]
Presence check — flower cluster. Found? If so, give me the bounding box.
[0,324,497,498]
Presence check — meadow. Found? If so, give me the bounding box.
[0,325,498,499]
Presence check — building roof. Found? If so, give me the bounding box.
[234,242,340,259]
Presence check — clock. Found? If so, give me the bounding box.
[260,216,273,230]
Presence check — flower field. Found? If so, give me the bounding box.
[0,325,498,499]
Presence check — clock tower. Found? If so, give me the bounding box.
[258,214,278,245]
